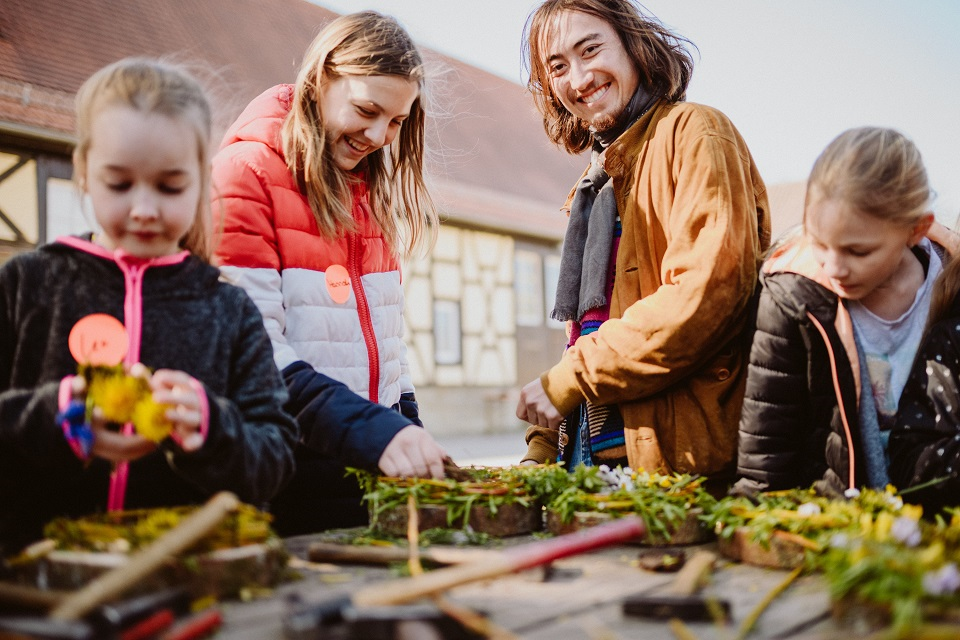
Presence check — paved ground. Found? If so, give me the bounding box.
[435,428,528,467]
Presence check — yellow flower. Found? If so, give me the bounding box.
[132,399,172,443]
[901,504,923,521]
[87,368,149,424]
[873,511,893,542]
[919,541,945,568]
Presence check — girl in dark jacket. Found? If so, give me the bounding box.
[733,127,954,498]
[0,59,298,555]
[889,234,960,514]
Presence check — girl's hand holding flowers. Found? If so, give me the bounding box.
[148,368,205,452]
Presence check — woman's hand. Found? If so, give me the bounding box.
[378,425,447,479]
[149,368,205,452]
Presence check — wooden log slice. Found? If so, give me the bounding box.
[716,527,806,569]
[831,593,960,630]
[372,502,542,537]
[544,508,710,546]
[20,539,286,600]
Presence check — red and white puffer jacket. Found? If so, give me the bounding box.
[211,85,412,408]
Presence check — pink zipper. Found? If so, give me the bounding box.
[807,311,857,490]
[106,260,146,512]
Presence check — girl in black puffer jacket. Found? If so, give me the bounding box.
[733,127,954,498]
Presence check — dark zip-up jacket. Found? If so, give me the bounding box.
[734,228,954,498]
[890,293,960,513]
[733,238,864,497]
[0,237,298,554]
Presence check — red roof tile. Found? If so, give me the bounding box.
[0,0,588,239]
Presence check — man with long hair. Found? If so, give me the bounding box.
[517,0,771,485]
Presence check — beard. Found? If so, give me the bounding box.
[590,112,618,133]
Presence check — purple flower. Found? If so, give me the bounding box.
[922,563,960,596]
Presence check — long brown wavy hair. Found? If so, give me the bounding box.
[281,11,437,258]
[523,0,695,154]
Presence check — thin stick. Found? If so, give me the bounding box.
[669,618,702,640]
[0,582,67,610]
[405,491,519,639]
[735,566,802,640]
[406,494,424,577]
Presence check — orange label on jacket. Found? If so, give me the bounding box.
[68,313,128,365]
[325,264,351,304]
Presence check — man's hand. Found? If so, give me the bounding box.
[516,378,563,430]
[378,425,447,478]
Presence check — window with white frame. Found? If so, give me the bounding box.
[514,249,544,327]
[433,299,462,365]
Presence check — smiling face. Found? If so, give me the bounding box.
[319,74,419,171]
[805,196,927,302]
[81,105,201,258]
[543,10,640,132]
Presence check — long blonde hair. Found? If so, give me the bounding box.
[523,0,695,154]
[281,11,437,258]
[804,127,931,228]
[804,127,950,326]
[73,58,213,261]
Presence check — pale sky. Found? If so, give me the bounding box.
[317,1,960,222]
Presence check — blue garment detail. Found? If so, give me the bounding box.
[590,432,626,450]
[56,399,93,458]
[568,405,593,468]
[852,326,891,488]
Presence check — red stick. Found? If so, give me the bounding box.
[159,609,223,640]
[119,608,175,640]
[353,514,646,607]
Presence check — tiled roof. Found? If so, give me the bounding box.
[0,0,583,240]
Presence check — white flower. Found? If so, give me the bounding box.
[890,517,922,547]
[844,488,861,499]
[797,503,822,517]
[829,533,850,549]
[884,494,904,510]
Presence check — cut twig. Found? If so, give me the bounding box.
[669,617,701,640]
[735,566,802,640]
[406,490,519,638]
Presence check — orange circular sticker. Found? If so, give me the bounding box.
[68,314,128,366]
[325,264,352,304]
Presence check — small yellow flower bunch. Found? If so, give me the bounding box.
[80,364,173,443]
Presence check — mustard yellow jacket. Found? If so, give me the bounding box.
[524,101,771,477]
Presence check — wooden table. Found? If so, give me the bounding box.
[212,534,851,640]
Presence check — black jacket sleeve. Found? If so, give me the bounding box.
[164,302,298,506]
[282,360,413,471]
[0,261,86,473]
[396,392,423,427]
[732,282,811,495]
[889,318,960,512]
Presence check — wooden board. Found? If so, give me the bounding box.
[372,502,542,537]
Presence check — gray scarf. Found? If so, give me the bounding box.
[551,86,661,322]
